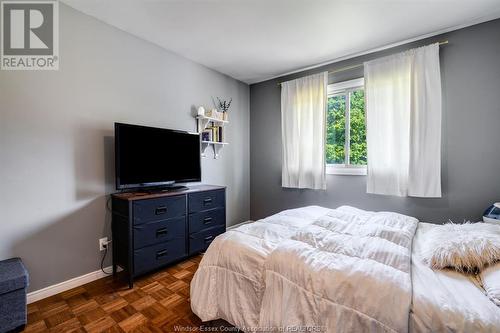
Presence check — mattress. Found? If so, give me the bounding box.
[410,222,500,332]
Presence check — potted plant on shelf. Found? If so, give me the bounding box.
[217,97,232,121]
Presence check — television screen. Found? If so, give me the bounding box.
[115,123,201,189]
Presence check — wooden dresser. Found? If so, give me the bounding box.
[111,185,226,287]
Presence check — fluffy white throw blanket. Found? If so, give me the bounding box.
[420,222,500,273]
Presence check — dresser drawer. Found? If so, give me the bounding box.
[188,208,225,234]
[189,226,225,254]
[134,238,186,275]
[188,189,225,213]
[133,216,186,249]
[133,195,186,224]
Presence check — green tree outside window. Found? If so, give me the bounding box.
[326,89,366,165]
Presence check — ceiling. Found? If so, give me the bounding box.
[62,0,500,84]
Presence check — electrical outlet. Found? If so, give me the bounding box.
[99,237,108,251]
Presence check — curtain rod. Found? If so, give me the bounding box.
[277,40,449,86]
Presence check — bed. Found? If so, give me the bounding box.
[190,206,500,332]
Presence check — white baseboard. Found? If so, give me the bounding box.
[26,223,251,304]
[27,266,114,304]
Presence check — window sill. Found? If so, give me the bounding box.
[326,165,367,176]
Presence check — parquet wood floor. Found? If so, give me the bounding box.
[23,255,232,333]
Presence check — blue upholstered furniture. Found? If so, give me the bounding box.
[0,258,28,333]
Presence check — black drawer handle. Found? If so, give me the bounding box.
[156,227,168,237]
[203,217,213,225]
[203,198,212,205]
[155,206,167,215]
[156,249,168,259]
[204,235,214,243]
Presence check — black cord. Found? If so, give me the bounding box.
[105,195,112,213]
[100,245,112,275]
[103,195,113,275]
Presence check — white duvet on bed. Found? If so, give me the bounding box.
[190,206,331,330]
[259,206,418,333]
[191,206,500,333]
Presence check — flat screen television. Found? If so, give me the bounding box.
[115,122,201,190]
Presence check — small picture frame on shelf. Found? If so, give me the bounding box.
[201,130,211,142]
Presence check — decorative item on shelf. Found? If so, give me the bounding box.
[217,97,232,121]
[212,127,217,142]
[201,130,211,142]
[204,108,214,117]
[204,108,224,120]
[197,106,205,116]
[217,97,232,112]
[210,126,223,143]
[218,126,223,142]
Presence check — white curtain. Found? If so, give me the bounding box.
[281,72,327,190]
[364,43,442,197]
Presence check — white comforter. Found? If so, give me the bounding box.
[259,206,418,333]
[191,206,418,332]
[190,206,331,330]
[190,206,500,332]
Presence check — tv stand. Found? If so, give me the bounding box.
[111,184,226,288]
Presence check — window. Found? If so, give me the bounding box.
[326,78,367,175]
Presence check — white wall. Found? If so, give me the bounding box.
[0,4,250,291]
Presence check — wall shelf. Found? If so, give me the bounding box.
[196,115,228,132]
[196,113,229,159]
[201,141,228,145]
[201,141,228,159]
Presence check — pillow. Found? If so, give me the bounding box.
[481,262,500,306]
[420,222,500,273]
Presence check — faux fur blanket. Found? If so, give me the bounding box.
[420,222,500,273]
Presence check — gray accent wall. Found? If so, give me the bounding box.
[0,4,250,292]
[250,19,500,224]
